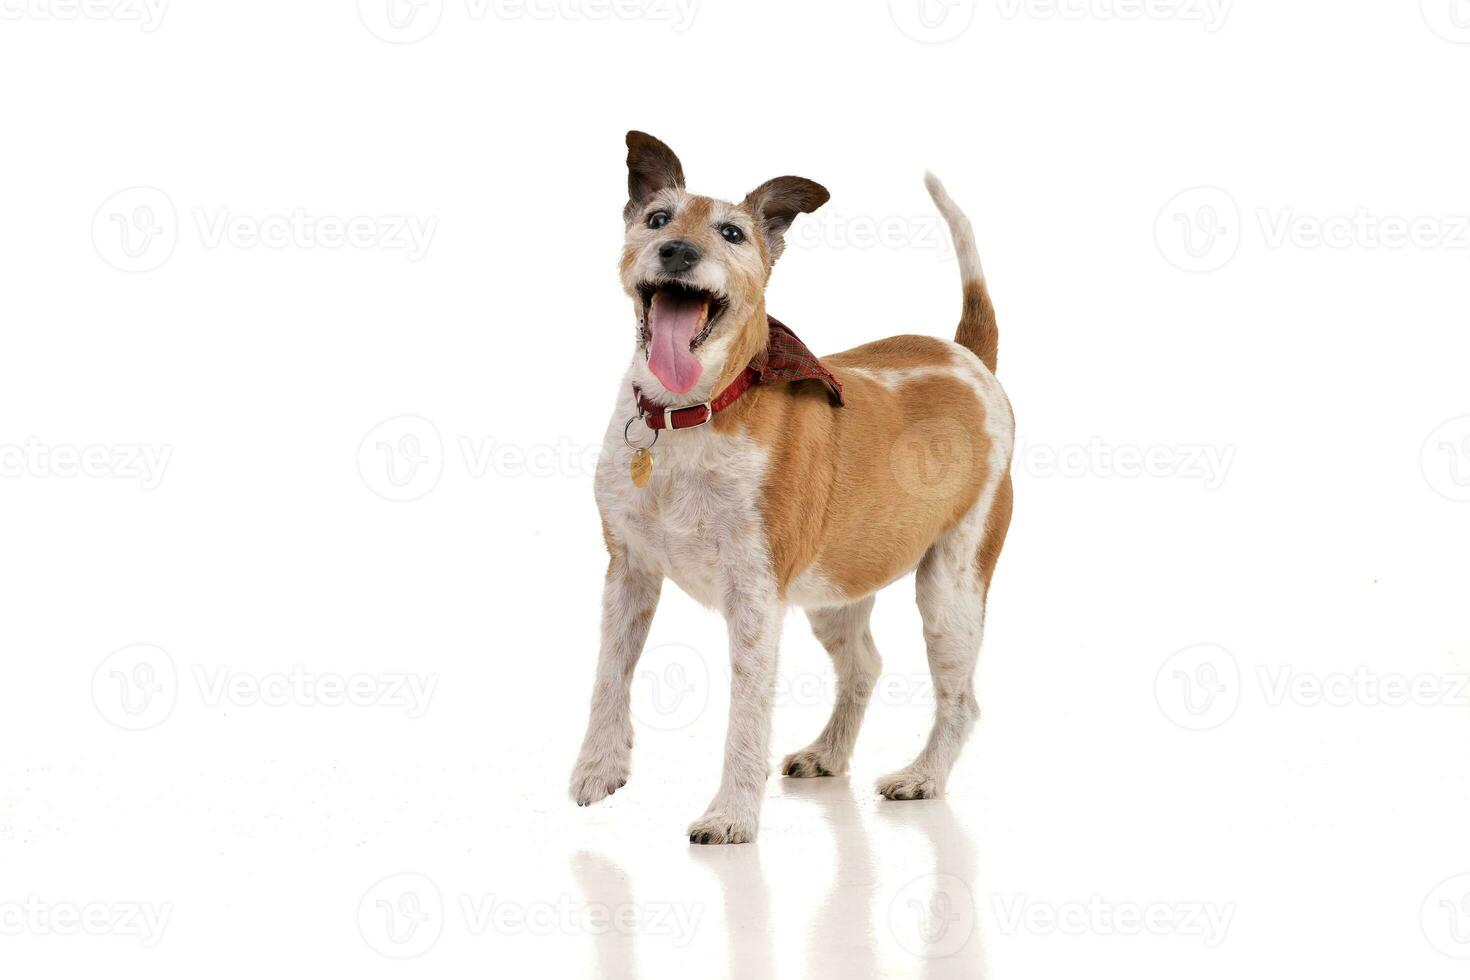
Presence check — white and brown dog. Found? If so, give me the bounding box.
[570,132,1014,844]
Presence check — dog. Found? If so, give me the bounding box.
[570,132,1014,844]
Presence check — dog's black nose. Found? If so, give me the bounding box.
[657,240,701,273]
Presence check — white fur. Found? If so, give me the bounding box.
[925,172,984,283]
[786,565,853,609]
[844,340,995,403]
[574,365,785,843]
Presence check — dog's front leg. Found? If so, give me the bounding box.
[569,549,661,806]
[688,580,785,845]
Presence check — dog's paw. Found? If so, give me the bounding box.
[569,756,629,807]
[687,811,757,845]
[876,768,941,801]
[780,747,845,778]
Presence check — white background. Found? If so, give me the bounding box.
[3,1,1469,977]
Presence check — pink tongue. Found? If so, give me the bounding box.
[646,291,706,394]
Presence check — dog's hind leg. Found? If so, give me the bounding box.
[878,475,1011,800]
[781,596,881,778]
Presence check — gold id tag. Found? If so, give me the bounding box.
[624,414,658,488]
[630,447,653,487]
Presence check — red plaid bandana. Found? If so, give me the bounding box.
[633,316,844,430]
[751,316,844,406]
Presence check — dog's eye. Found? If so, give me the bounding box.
[646,210,671,230]
[720,224,745,244]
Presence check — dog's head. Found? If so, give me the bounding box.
[619,131,828,398]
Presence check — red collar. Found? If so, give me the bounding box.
[633,316,844,431]
[634,366,758,430]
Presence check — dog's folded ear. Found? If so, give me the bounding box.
[743,176,830,264]
[625,131,685,221]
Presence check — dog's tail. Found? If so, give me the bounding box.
[925,172,998,373]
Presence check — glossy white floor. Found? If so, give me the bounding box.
[5,541,1469,978]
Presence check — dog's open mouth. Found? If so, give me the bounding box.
[637,281,728,394]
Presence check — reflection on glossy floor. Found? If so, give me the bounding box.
[571,777,984,980]
[5,595,1467,978]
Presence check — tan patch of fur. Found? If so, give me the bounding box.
[714,334,996,600]
[825,334,971,373]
